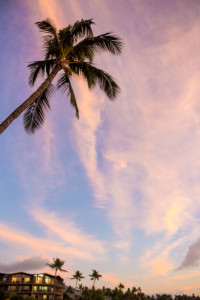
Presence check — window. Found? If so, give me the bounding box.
[10,286,17,292]
[12,275,21,283]
[24,277,31,283]
[45,276,51,284]
[43,296,47,300]
[38,286,48,292]
[34,286,38,292]
[3,277,7,282]
[34,275,43,284]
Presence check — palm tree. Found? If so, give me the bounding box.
[0,18,122,135]
[118,282,125,291]
[132,286,138,294]
[89,269,102,288]
[71,270,84,299]
[46,258,68,300]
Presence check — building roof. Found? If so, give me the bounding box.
[0,272,63,280]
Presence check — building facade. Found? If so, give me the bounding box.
[0,272,65,300]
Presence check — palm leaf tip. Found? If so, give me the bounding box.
[28,60,56,86]
[89,33,123,55]
[71,62,120,100]
[35,18,57,35]
[71,18,95,39]
[56,74,79,119]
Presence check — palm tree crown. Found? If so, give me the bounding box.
[118,283,125,290]
[0,18,122,135]
[89,269,102,288]
[71,271,84,299]
[46,257,68,275]
[71,270,84,283]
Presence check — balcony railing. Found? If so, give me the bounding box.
[0,280,64,287]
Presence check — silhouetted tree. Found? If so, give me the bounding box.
[47,258,67,300]
[0,18,122,135]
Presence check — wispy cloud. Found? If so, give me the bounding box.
[0,219,105,262]
[72,79,107,207]
[30,206,105,257]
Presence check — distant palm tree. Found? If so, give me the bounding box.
[71,270,84,299]
[89,269,102,288]
[132,286,138,294]
[0,18,122,135]
[104,287,112,297]
[118,283,125,290]
[47,258,67,300]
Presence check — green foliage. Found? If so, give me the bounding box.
[0,290,9,300]
[2,284,200,300]
[10,294,24,300]
[26,297,35,300]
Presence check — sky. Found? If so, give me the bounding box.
[1,0,200,295]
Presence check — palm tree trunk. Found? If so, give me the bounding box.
[0,63,62,135]
[54,269,57,300]
[74,280,78,300]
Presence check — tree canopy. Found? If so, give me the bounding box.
[0,18,122,135]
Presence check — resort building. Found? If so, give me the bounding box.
[0,272,65,300]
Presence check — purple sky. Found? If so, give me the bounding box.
[1,0,200,295]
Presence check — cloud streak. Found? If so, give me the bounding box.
[30,206,105,257]
[0,217,105,262]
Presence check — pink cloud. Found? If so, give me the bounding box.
[0,221,104,261]
[102,272,121,286]
[30,206,105,256]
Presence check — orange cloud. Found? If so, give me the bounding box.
[102,273,121,286]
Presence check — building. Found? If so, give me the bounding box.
[0,272,65,300]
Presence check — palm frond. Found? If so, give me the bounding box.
[73,33,122,60]
[71,40,94,62]
[70,62,120,99]
[71,19,94,40]
[28,60,56,86]
[58,25,73,50]
[93,33,122,54]
[43,36,61,60]
[57,73,79,118]
[46,263,54,268]
[35,19,57,36]
[23,84,54,134]
[36,19,61,59]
